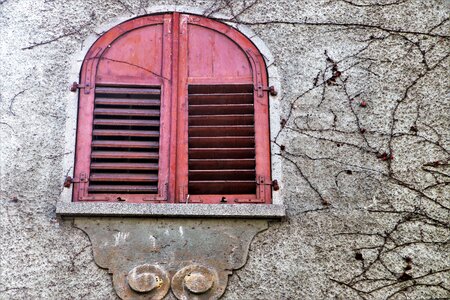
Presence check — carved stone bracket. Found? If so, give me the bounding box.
[74,217,268,299]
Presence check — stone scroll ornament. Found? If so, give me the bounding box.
[75,218,268,299]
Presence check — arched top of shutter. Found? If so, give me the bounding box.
[81,15,169,87]
[80,13,266,89]
[183,14,266,88]
[186,22,252,82]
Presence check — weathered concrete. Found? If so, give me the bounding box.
[74,218,268,299]
[1,0,449,299]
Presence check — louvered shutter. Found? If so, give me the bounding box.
[175,15,272,204]
[89,85,161,194]
[73,15,172,202]
[187,84,256,195]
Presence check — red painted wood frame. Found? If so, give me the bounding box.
[73,13,272,204]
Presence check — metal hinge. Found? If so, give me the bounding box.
[70,82,90,93]
[64,174,109,201]
[235,177,279,203]
[63,175,88,188]
[63,176,77,187]
[272,180,280,191]
[256,178,280,191]
[256,85,278,96]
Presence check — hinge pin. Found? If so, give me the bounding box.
[263,86,278,96]
[63,175,85,187]
[257,85,277,96]
[63,176,73,188]
[70,82,90,92]
[272,180,280,191]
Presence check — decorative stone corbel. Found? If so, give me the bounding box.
[74,217,268,299]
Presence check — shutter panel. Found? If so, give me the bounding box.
[188,84,256,195]
[73,15,172,202]
[88,85,161,194]
[175,14,272,203]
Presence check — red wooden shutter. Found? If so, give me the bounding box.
[72,13,271,204]
[175,14,272,204]
[73,15,173,202]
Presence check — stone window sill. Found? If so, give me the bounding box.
[56,202,286,218]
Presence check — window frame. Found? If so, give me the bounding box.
[58,8,285,218]
[72,13,272,204]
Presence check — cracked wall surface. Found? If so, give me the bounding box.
[0,0,449,299]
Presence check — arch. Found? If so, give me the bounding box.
[80,13,268,92]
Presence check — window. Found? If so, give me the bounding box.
[71,13,273,204]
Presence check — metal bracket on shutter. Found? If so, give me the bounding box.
[77,173,88,198]
[235,177,279,203]
[234,176,266,203]
[76,173,110,201]
[70,82,90,93]
[246,49,277,97]
[63,176,77,187]
[72,47,103,95]
[257,178,280,191]
[63,174,87,188]
[259,85,277,96]
[257,176,266,201]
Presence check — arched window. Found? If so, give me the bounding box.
[71,13,273,204]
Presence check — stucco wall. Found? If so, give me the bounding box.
[0,1,448,299]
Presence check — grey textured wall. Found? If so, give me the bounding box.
[0,0,449,299]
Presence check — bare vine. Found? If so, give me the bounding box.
[206,1,449,298]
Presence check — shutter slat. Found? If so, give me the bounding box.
[91,151,158,159]
[189,104,253,115]
[189,148,255,159]
[93,129,159,137]
[189,115,254,126]
[94,108,160,117]
[189,159,255,169]
[189,126,253,137]
[92,140,159,148]
[95,86,160,96]
[95,98,160,106]
[189,169,255,180]
[189,137,254,148]
[93,119,160,127]
[90,173,158,182]
[188,84,253,94]
[91,162,158,170]
[88,185,158,193]
[188,93,253,105]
